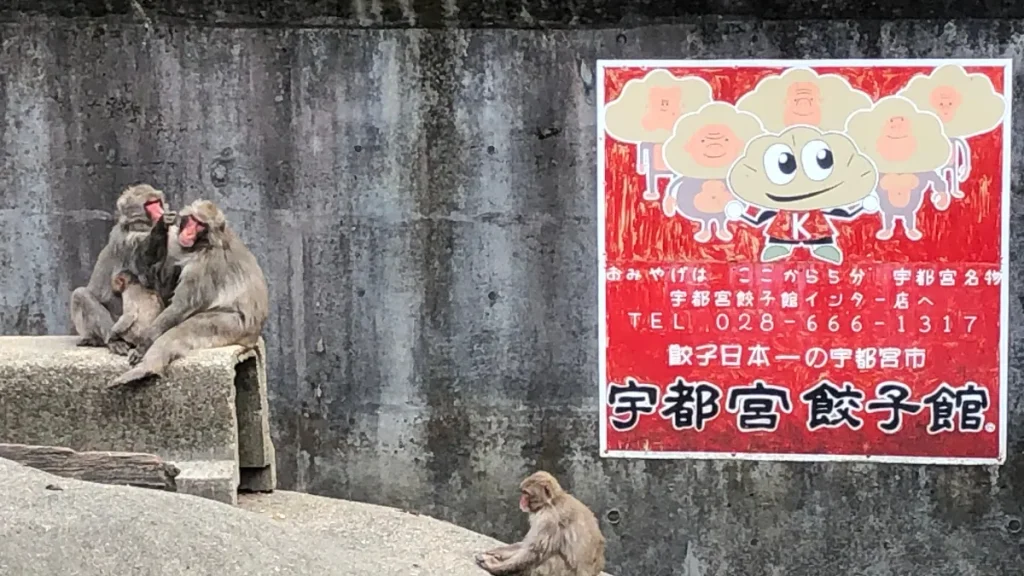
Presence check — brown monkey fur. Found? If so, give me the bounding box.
[69,184,167,356]
[108,199,269,389]
[475,471,606,576]
[106,270,164,349]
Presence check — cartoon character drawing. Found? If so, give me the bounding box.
[660,102,765,243]
[736,67,873,133]
[898,64,1007,202]
[604,70,714,201]
[846,96,952,240]
[724,126,880,265]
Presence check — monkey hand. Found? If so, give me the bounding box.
[127,339,151,366]
[107,339,131,357]
[860,193,880,214]
[724,201,745,221]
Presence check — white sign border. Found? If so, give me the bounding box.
[595,58,1013,466]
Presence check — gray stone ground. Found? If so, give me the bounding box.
[0,458,507,576]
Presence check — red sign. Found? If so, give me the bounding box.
[597,59,1010,464]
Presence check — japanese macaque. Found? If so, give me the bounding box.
[846,96,952,241]
[898,64,1007,201]
[604,69,713,201]
[106,270,164,349]
[69,184,167,356]
[108,199,269,389]
[661,102,765,242]
[736,67,873,133]
[474,471,605,576]
[725,126,879,265]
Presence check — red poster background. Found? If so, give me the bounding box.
[599,62,1008,463]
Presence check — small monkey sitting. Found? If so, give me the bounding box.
[475,471,606,576]
[105,270,164,350]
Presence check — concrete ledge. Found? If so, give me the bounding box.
[0,336,276,503]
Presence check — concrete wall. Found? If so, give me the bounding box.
[1,2,1022,574]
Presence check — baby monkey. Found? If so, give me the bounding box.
[105,269,165,350]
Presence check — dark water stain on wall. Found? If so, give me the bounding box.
[412,29,475,515]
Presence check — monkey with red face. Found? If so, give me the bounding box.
[475,471,606,576]
[107,199,269,389]
[70,184,168,356]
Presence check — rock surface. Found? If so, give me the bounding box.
[0,457,504,576]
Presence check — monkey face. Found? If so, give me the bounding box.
[143,198,165,223]
[519,472,560,513]
[728,126,877,211]
[178,199,228,250]
[520,488,551,513]
[178,215,207,249]
[519,490,535,513]
[111,272,128,295]
[117,184,166,225]
[110,270,142,295]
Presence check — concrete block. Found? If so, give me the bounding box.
[0,336,277,503]
[172,460,239,506]
[233,339,277,492]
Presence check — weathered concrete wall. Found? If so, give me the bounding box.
[1,2,1023,574]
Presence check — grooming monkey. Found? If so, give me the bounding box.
[108,199,269,389]
[112,202,180,352]
[475,471,606,576]
[106,270,164,349]
[127,209,182,305]
[70,184,167,356]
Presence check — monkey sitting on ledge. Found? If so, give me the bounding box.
[475,471,606,576]
[70,184,168,356]
[108,199,269,389]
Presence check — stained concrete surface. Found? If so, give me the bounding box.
[0,2,1023,575]
[9,1,1024,26]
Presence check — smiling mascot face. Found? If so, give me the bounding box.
[727,126,877,212]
